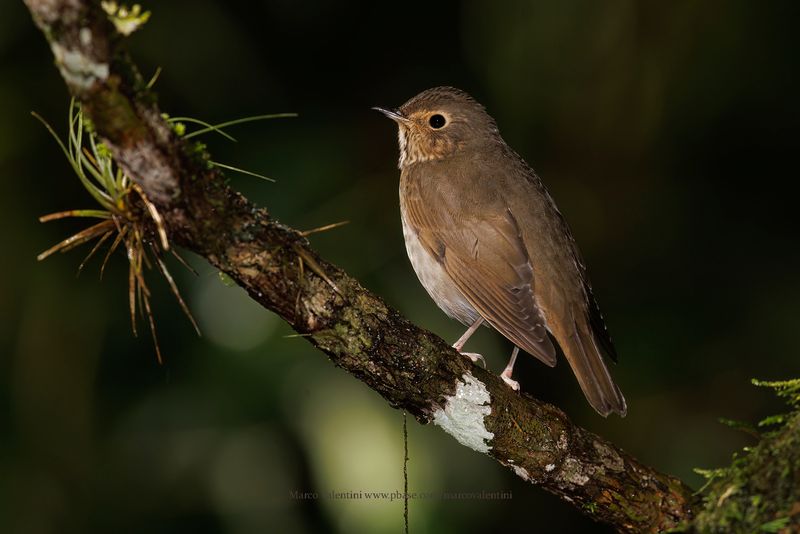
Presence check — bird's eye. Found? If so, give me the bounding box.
[429,114,446,129]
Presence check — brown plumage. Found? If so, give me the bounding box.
[375,86,626,417]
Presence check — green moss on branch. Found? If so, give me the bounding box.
[690,381,800,533]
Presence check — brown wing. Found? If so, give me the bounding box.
[403,181,557,366]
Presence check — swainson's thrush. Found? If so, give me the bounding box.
[375,87,627,417]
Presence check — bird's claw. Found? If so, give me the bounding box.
[459,351,486,368]
[501,371,520,391]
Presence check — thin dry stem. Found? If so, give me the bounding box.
[299,220,350,237]
[78,230,113,274]
[152,244,201,336]
[133,183,169,250]
[292,243,340,294]
[37,219,115,261]
[170,248,198,276]
[101,226,126,279]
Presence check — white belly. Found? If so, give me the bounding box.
[401,214,481,326]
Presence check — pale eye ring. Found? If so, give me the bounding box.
[429,114,446,129]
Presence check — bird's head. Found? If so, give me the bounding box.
[374,86,499,169]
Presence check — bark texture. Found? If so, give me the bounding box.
[23,1,700,531]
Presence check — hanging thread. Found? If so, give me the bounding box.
[404,410,409,534]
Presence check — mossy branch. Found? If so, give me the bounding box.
[19,1,727,532]
[688,381,800,533]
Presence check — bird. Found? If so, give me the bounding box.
[374,86,627,417]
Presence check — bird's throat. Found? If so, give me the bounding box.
[397,127,408,169]
[396,126,454,169]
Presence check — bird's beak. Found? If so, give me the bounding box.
[372,107,409,124]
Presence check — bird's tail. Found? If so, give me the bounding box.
[561,314,627,417]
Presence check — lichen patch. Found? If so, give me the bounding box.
[512,465,530,481]
[432,372,494,453]
[50,43,109,90]
[593,440,625,472]
[560,457,590,486]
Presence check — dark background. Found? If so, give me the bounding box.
[1,1,798,532]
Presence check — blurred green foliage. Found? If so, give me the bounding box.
[1,1,798,533]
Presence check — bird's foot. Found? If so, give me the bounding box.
[500,369,520,391]
[459,351,486,367]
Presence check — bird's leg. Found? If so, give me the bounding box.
[500,346,521,391]
[452,317,482,351]
[452,318,485,366]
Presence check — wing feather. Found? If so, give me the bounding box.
[403,179,557,366]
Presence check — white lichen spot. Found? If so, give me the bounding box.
[561,457,589,486]
[50,43,109,90]
[593,440,625,472]
[511,465,530,481]
[432,372,494,453]
[557,432,568,450]
[545,463,556,472]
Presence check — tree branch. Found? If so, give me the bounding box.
[24,1,695,531]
